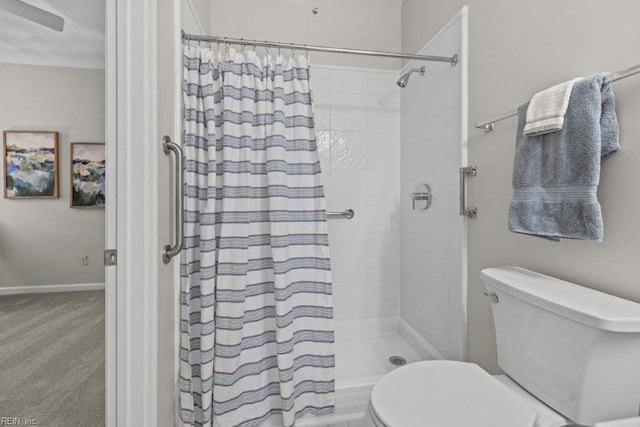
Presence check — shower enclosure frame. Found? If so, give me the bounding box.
[399,6,473,361]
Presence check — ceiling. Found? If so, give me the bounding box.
[0,0,105,69]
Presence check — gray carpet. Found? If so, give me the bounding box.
[0,291,105,426]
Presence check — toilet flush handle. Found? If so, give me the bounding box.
[483,292,499,303]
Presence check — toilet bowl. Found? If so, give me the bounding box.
[364,360,567,427]
[364,267,640,427]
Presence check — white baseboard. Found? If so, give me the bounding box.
[0,282,105,296]
[399,318,446,361]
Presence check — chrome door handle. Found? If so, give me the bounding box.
[459,165,477,218]
[162,135,185,264]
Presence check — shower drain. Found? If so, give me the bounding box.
[388,355,407,366]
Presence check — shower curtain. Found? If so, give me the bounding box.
[180,42,335,427]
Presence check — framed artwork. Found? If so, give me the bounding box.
[3,131,59,199]
[70,142,106,208]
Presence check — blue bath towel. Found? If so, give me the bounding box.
[508,73,620,242]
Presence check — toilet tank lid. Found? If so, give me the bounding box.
[481,267,640,333]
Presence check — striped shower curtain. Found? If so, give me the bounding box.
[180,42,335,427]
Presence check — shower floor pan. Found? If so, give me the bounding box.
[297,318,436,426]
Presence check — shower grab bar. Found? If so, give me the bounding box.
[162,135,185,264]
[327,209,355,219]
[460,165,477,219]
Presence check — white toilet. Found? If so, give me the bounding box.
[365,267,640,427]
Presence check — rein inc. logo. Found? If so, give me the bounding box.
[0,417,38,425]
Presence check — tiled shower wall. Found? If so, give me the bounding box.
[400,13,466,361]
[310,66,402,322]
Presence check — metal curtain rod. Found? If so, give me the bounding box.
[182,32,459,65]
[475,64,640,132]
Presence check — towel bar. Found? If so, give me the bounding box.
[475,63,640,132]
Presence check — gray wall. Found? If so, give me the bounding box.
[402,1,640,372]
[0,63,105,287]
[187,0,211,32]
[210,0,402,69]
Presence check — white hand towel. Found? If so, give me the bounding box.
[524,77,583,136]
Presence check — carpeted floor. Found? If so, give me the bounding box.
[0,291,105,426]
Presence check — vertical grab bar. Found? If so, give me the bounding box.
[459,165,477,219]
[162,135,185,264]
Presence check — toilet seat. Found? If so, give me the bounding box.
[367,360,537,427]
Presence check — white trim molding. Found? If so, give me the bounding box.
[115,0,159,425]
[458,5,469,363]
[0,283,105,296]
[105,0,117,425]
[173,2,185,426]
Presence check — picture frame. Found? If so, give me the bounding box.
[70,142,106,209]
[3,130,59,199]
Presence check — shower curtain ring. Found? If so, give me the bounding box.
[291,44,296,57]
[304,45,310,61]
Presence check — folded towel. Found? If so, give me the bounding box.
[524,77,583,136]
[509,73,620,242]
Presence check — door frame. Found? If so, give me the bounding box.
[105,0,116,424]
[107,0,160,425]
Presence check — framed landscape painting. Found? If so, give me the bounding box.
[3,131,59,199]
[71,143,106,208]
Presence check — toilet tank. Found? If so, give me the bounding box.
[481,267,640,426]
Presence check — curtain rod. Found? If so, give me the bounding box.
[475,64,640,132]
[182,32,459,65]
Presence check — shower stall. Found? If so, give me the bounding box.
[306,10,468,425]
[167,4,468,426]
